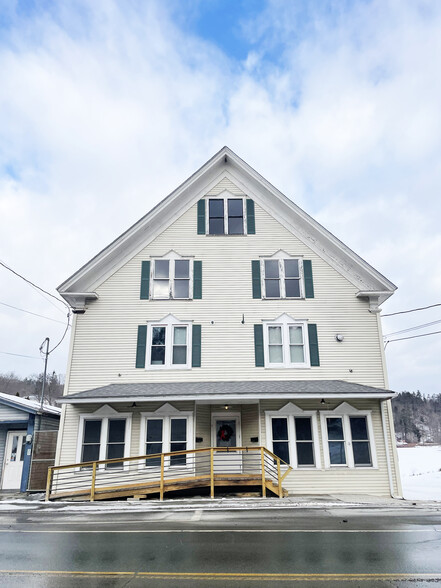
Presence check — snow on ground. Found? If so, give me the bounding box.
[397,445,441,501]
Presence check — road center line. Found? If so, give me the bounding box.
[1,570,441,581]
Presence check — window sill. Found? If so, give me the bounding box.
[149,298,193,301]
[146,366,192,371]
[326,466,378,470]
[262,297,305,301]
[264,365,311,370]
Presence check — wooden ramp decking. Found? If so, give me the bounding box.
[49,473,288,501]
[47,447,292,502]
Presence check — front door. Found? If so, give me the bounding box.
[212,414,242,472]
[2,431,26,490]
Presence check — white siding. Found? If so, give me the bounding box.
[65,200,386,393]
[57,398,393,496]
[206,178,245,195]
[195,404,211,449]
[58,401,194,467]
[261,399,391,496]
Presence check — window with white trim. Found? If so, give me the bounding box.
[141,408,193,468]
[208,197,245,235]
[262,258,303,298]
[148,316,191,369]
[152,258,192,299]
[78,411,131,470]
[264,315,309,368]
[320,405,376,468]
[266,405,320,468]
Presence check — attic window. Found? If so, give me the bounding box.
[208,198,244,235]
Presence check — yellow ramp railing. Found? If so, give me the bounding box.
[46,446,292,502]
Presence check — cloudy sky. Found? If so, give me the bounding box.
[0,0,440,395]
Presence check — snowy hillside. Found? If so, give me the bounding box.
[397,445,441,501]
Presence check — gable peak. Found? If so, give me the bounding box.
[206,176,245,197]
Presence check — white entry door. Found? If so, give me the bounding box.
[2,431,26,490]
[212,414,242,473]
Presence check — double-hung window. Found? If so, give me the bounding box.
[78,411,131,470]
[141,409,193,469]
[263,258,302,298]
[152,259,191,299]
[321,406,376,468]
[150,323,190,368]
[266,406,320,468]
[271,417,290,464]
[208,198,244,235]
[137,316,201,370]
[264,316,309,368]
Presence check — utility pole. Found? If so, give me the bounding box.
[39,337,50,410]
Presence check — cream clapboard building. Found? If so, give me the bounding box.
[55,147,402,498]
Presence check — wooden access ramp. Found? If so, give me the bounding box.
[46,447,292,502]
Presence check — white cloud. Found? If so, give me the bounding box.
[0,0,440,394]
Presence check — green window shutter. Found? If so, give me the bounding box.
[303,260,314,299]
[140,261,150,300]
[246,199,256,234]
[251,260,261,299]
[197,200,205,235]
[308,323,320,367]
[254,324,264,367]
[135,325,147,368]
[193,261,202,299]
[192,324,201,367]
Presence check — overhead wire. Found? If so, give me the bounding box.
[48,312,71,354]
[385,329,441,346]
[0,350,42,360]
[382,303,441,317]
[0,260,70,312]
[0,301,68,325]
[0,259,71,357]
[383,318,441,338]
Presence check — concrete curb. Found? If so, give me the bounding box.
[0,494,439,513]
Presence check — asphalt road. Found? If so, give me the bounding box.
[0,503,440,586]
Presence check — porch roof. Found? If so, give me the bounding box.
[59,380,395,404]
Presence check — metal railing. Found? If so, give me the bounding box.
[46,446,292,501]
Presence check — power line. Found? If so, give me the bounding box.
[0,260,70,312]
[386,329,441,344]
[0,259,71,356]
[384,318,441,338]
[48,312,71,354]
[0,301,68,325]
[382,303,441,317]
[0,350,42,360]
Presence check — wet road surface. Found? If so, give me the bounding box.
[0,505,440,586]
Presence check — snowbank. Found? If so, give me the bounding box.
[397,445,441,501]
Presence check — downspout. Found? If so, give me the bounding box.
[380,400,401,499]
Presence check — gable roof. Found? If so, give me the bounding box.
[0,391,61,416]
[59,380,394,403]
[58,146,396,307]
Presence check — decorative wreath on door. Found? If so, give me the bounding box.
[218,424,234,442]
